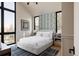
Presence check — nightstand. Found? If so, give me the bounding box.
[0,43,11,56]
[54,33,61,41]
[53,33,61,45]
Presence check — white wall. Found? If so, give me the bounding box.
[61,2,74,56]
[16,3,33,42]
[74,2,79,56]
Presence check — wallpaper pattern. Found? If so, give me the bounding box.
[39,13,56,32]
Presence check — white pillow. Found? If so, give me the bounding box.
[36,31,53,39]
[36,32,43,36]
[42,32,53,39]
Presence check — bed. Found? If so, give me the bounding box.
[17,31,54,55]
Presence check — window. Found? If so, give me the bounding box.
[34,16,39,31]
[0,2,16,45]
[56,11,62,33]
[4,10,15,32]
[0,9,1,33]
[4,2,15,10]
[4,34,15,44]
[0,2,1,6]
[0,35,1,42]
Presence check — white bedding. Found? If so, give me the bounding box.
[17,31,53,55]
[18,36,52,48]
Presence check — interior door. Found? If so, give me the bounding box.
[61,2,74,56]
[74,2,79,56]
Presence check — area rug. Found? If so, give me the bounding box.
[11,45,59,56]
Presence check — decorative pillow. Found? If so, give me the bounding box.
[36,31,53,39]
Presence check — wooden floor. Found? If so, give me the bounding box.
[51,40,61,56]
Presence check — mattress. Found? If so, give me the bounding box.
[17,36,53,55]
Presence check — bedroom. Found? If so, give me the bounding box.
[16,2,62,56]
[0,2,74,56]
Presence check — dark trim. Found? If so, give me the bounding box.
[56,11,62,33]
[1,2,4,43]
[34,16,39,30]
[3,32,15,34]
[15,2,16,44]
[3,8,15,13]
[0,2,16,45]
[7,43,15,45]
[56,11,62,13]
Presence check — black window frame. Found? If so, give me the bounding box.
[56,11,62,33]
[34,16,39,30]
[0,2,16,45]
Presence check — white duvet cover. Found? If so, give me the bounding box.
[17,36,53,55]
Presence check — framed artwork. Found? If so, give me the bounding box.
[21,19,29,31]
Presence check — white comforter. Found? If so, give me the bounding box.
[17,36,52,49]
[17,36,53,55]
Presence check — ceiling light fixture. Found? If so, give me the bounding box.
[27,2,29,5]
[36,2,38,5]
[27,2,38,5]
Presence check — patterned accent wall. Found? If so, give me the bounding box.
[39,13,56,32]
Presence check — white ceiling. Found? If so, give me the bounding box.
[22,2,62,16]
